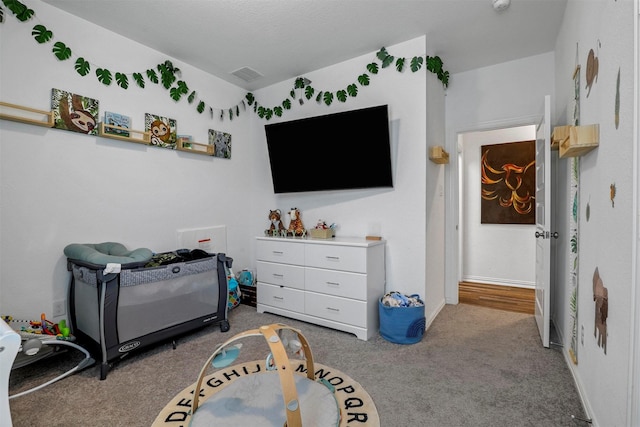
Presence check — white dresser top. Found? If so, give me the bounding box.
[256,236,385,248]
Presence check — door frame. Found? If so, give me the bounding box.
[630,1,639,424]
[445,113,542,305]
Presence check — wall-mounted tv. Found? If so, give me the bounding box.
[264,105,393,194]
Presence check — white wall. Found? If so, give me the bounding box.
[444,51,556,302]
[252,36,447,322]
[460,126,536,288]
[0,3,447,329]
[553,1,636,425]
[0,1,252,319]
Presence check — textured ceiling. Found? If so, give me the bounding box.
[41,0,568,91]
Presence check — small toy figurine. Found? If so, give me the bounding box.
[287,208,306,237]
[265,209,286,237]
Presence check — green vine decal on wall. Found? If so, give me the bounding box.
[1,0,449,121]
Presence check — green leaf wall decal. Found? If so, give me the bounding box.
[305,86,315,99]
[381,54,394,68]
[366,63,379,74]
[410,56,423,72]
[5,1,453,121]
[52,41,71,60]
[169,86,182,101]
[31,24,52,43]
[74,57,90,76]
[146,69,158,84]
[115,72,128,89]
[323,91,334,106]
[133,72,145,88]
[6,0,34,22]
[96,68,112,85]
[175,80,188,94]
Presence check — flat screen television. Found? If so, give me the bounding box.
[264,105,393,194]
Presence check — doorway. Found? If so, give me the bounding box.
[454,124,537,312]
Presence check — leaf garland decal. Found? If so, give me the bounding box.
[74,57,90,76]
[115,72,129,89]
[5,0,451,121]
[31,24,52,43]
[133,72,145,88]
[96,68,112,85]
[146,69,159,84]
[410,56,423,72]
[304,86,315,99]
[52,41,71,60]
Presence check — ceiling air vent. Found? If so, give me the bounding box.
[230,66,263,83]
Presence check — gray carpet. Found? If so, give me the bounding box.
[9,303,587,426]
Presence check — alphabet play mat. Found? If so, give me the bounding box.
[153,324,380,426]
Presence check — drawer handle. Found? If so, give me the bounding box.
[272,273,284,278]
[326,281,340,287]
[272,251,284,255]
[326,307,340,312]
[273,296,284,301]
[325,256,340,261]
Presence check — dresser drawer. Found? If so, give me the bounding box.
[256,239,305,265]
[305,292,366,327]
[257,283,304,313]
[305,267,367,300]
[305,244,367,273]
[257,261,305,290]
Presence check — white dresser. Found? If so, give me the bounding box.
[255,236,385,340]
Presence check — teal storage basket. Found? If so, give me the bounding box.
[379,295,426,344]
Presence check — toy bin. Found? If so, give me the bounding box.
[379,292,426,344]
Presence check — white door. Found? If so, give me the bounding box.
[535,95,552,348]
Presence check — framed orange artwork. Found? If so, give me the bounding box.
[480,140,535,224]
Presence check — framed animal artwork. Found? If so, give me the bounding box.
[51,88,99,135]
[208,129,232,159]
[145,113,177,149]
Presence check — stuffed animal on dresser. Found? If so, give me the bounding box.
[287,207,306,237]
[265,209,286,237]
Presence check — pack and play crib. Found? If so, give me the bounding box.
[64,242,231,380]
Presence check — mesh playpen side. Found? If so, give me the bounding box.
[67,253,230,380]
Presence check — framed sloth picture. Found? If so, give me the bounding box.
[51,88,99,135]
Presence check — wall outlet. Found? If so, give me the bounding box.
[53,300,66,317]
